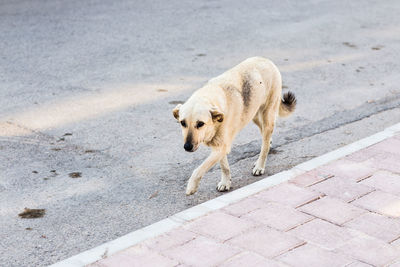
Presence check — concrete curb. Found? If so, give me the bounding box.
[49,122,400,267]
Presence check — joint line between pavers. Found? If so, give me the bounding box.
[295,194,326,209]
[272,240,308,259]
[297,211,344,227]
[284,217,316,232]
[355,174,374,183]
[303,174,335,188]
[389,235,400,244]
[347,189,377,204]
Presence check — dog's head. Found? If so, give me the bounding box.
[173,102,224,152]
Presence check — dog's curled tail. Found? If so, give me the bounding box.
[279,91,297,117]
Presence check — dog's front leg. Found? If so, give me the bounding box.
[186,149,225,195]
[217,155,231,192]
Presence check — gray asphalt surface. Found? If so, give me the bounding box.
[1,0,400,266]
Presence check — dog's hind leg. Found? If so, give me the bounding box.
[186,149,226,195]
[217,155,231,192]
[252,109,276,176]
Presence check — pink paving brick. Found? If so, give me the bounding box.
[335,235,400,266]
[162,236,239,267]
[391,238,400,248]
[345,261,374,267]
[227,226,304,258]
[318,159,377,182]
[299,196,366,225]
[219,251,286,267]
[288,218,357,250]
[94,244,178,267]
[223,196,269,217]
[241,202,313,231]
[369,153,400,174]
[345,137,400,163]
[352,190,400,218]
[143,228,196,252]
[184,211,258,241]
[345,146,384,163]
[361,170,400,196]
[276,243,353,267]
[310,176,374,202]
[254,183,322,208]
[372,138,400,155]
[289,169,333,187]
[344,212,400,243]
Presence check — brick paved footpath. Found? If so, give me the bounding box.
[90,134,400,267]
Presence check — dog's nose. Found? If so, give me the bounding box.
[184,143,193,151]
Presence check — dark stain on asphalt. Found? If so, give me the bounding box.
[342,42,357,48]
[69,172,82,178]
[63,133,73,136]
[18,208,46,219]
[372,45,384,50]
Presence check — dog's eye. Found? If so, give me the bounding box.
[180,120,187,127]
[196,121,205,128]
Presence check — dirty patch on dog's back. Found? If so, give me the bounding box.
[241,77,252,110]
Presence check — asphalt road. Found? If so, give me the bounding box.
[1,0,400,266]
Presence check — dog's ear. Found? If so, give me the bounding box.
[172,104,182,120]
[210,108,224,123]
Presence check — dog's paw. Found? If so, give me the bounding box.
[186,181,199,195]
[216,180,231,192]
[186,187,197,195]
[252,166,265,176]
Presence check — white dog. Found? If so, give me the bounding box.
[173,57,296,195]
